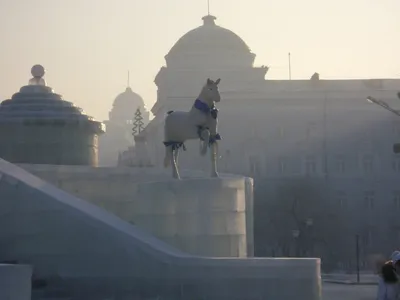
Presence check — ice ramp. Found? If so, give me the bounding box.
[0,158,321,300]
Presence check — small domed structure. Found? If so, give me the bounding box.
[99,81,150,166]
[165,15,256,68]
[0,65,105,166]
[109,87,147,123]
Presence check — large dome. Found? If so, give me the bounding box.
[165,15,256,68]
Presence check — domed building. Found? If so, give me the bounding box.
[152,15,268,116]
[98,83,150,166]
[0,65,105,166]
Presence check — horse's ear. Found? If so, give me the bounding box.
[207,78,213,85]
[215,78,221,85]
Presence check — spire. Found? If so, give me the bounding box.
[125,70,132,92]
[202,0,217,25]
[127,70,130,88]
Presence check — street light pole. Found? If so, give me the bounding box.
[366,95,400,153]
[355,234,360,283]
[292,229,300,257]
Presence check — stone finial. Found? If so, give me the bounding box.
[29,65,46,86]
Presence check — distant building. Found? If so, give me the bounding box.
[138,14,400,268]
[0,65,104,166]
[117,134,154,167]
[99,83,150,166]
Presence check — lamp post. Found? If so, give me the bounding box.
[292,218,314,257]
[292,229,300,257]
[305,218,314,256]
[355,234,360,283]
[366,94,400,153]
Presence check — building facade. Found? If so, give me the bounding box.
[137,15,400,269]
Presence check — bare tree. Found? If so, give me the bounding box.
[257,177,347,268]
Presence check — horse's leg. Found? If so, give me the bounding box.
[164,145,173,168]
[171,148,181,179]
[174,148,181,178]
[199,129,210,156]
[174,147,179,165]
[210,141,219,177]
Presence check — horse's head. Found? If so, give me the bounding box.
[200,78,221,105]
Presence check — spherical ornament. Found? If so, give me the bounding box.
[31,64,45,78]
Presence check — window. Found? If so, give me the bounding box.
[364,191,375,209]
[223,150,231,171]
[250,127,257,138]
[126,119,133,125]
[276,127,286,138]
[392,156,400,172]
[335,155,346,173]
[361,155,374,174]
[393,191,400,209]
[389,228,400,251]
[392,228,400,243]
[392,121,400,136]
[360,128,373,150]
[306,122,317,139]
[249,155,261,175]
[278,157,288,174]
[305,155,317,174]
[335,191,347,208]
[362,230,372,247]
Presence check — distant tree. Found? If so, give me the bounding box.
[132,108,144,136]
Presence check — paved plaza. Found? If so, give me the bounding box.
[322,283,376,300]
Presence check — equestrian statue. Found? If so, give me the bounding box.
[163,78,222,179]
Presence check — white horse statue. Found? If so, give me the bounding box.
[163,78,222,179]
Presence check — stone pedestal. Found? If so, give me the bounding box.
[19,164,252,258]
[132,177,248,257]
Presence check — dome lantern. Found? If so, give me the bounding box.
[202,15,217,26]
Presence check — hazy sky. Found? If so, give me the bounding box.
[0,0,399,121]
